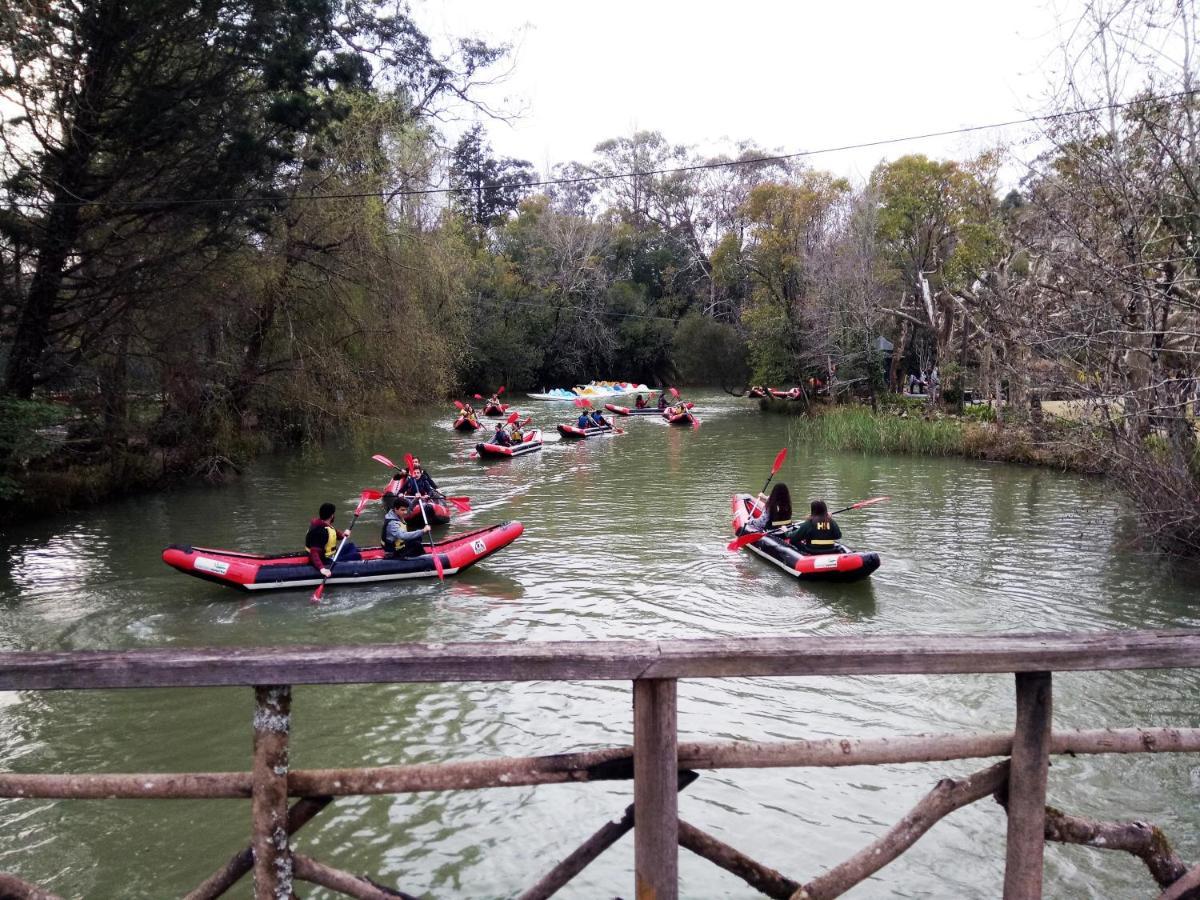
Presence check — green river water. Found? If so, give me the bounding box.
[1,391,1199,898]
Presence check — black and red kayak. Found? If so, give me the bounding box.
[663,408,697,426]
[399,499,453,526]
[162,521,524,592]
[730,494,880,582]
[482,402,509,416]
[769,387,802,400]
[557,423,615,439]
[747,386,768,399]
[606,403,672,416]
[453,415,480,432]
[476,428,544,458]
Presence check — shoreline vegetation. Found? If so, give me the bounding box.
[764,398,1104,473]
[0,2,1195,552]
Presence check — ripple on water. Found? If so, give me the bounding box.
[2,393,1200,897]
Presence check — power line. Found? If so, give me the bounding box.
[21,88,1200,209]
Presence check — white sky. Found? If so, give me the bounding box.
[414,0,1075,185]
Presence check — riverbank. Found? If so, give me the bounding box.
[767,400,1103,474]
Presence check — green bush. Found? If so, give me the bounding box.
[963,403,997,423]
[0,399,70,500]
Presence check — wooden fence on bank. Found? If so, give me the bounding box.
[1,631,1200,899]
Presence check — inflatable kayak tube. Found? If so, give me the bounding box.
[769,387,803,400]
[730,494,880,582]
[604,403,661,416]
[663,410,696,426]
[556,423,614,439]
[747,386,767,399]
[400,500,452,526]
[482,403,509,416]
[162,521,524,592]
[453,415,480,432]
[476,429,544,458]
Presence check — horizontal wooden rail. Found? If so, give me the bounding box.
[1,630,1199,689]
[1,727,1196,800]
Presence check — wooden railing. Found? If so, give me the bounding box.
[2,630,1200,899]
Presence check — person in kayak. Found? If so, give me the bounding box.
[508,420,525,442]
[381,498,431,558]
[785,499,843,552]
[657,391,669,410]
[305,502,362,576]
[748,484,793,532]
[589,409,609,428]
[490,422,512,446]
[576,409,593,427]
[634,393,648,409]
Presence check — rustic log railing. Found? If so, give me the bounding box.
[2,630,1200,899]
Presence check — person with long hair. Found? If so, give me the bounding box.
[748,483,793,532]
[786,499,843,552]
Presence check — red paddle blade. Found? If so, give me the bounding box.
[573,398,587,408]
[498,385,506,395]
[506,411,520,424]
[474,393,483,400]
[311,583,326,603]
[771,447,788,475]
[454,400,465,411]
[432,551,444,581]
[446,496,471,512]
[727,531,767,551]
[403,453,414,472]
[522,416,532,426]
[354,490,381,515]
[669,386,680,398]
[850,496,890,510]
[372,453,397,469]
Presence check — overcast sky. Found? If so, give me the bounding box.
[414,0,1074,185]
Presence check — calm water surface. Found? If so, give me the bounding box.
[1,392,1199,898]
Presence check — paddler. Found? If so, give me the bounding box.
[381,498,431,559]
[305,502,362,577]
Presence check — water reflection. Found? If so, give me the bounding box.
[1,392,1199,897]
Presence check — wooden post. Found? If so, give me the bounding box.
[252,685,292,900]
[1004,671,1052,899]
[634,678,678,900]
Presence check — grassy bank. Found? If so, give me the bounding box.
[775,403,1100,472]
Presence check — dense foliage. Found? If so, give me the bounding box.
[0,1,1196,552]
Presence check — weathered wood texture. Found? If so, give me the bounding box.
[634,678,678,900]
[251,686,291,900]
[518,772,698,900]
[0,873,63,900]
[184,796,330,900]
[2,727,1198,801]
[1,630,1198,689]
[794,761,1010,900]
[1003,672,1052,900]
[292,854,417,900]
[678,819,798,899]
[1159,863,1200,900]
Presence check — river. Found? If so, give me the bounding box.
[1,391,1198,898]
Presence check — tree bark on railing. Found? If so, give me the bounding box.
[678,819,798,899]
[292,854,416,900]
[634,678,678,900]
[251,686,291,900]
[0,873,63,900]
[793,761,1010,900]
[1004,672,1052,899]
[0,728,1197,802]
[518,772,698,900]
[185,796,331,900]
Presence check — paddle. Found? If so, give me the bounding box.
[749,448,788,517]
[474,393,484,400]
[311,489,382,603]
[405,453,444,581]
[370,454,472,511]
[726,495,890,551]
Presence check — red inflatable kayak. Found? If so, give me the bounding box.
[453,415,480,432]
[482,402,509,416]
[730,494,880,582]
[605,403,679,416]
[663,409,697,426]
[557,423,615,439]
[162,521,524,592]
[475,428,544,458]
